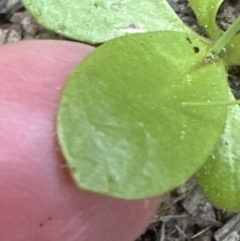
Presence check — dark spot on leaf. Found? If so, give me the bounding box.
[108,176,115,183]
[186,37,192,44]
[70,166,77,173]
[94,3,98,8]
[193,47,200,53]
[225,142,229,145]
[128,23,137,29]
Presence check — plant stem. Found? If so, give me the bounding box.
[212,15,240,55]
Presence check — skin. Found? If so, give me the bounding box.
[0,40,161,241]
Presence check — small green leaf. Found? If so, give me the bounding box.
[189,0,223,39]
[57,31,228,199]
[196,92,240,212]
[22,0,189,44]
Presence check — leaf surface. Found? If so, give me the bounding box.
[57,31,228,199]
[189,0,223,39]
[196,92,240,211]
[22,0,189,44]
[225,34,240,67]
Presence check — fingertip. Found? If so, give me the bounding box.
[0,40,161,241]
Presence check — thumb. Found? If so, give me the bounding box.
[0,40,161,241]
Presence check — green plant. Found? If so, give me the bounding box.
[22,0,240,211]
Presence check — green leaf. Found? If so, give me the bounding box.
[22,0,189,44]
[57,31,228,199]
[225,34,240,67]
[196,92,240,211]
[189,0,223,39]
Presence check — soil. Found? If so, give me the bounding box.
[1,1,240,241]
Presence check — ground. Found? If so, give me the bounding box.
[1,1,240,241]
